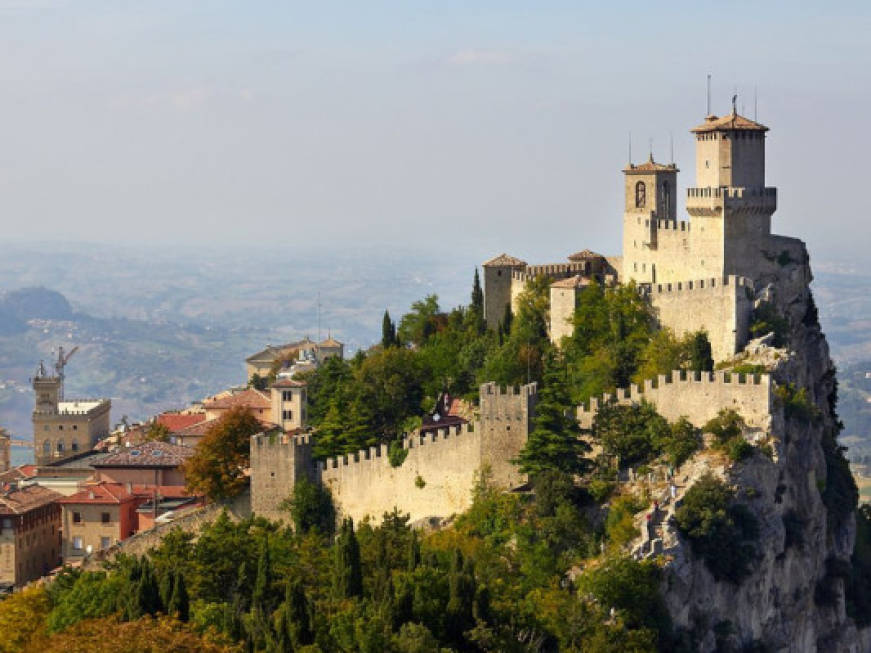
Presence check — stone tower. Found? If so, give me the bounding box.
[621,155,679,283]
[32,359,110,465]
[687,107,776,280]
[0,428,9,473]
[482,254,527,330]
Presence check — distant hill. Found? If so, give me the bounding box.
[0,287,73,335]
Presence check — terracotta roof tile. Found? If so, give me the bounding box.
[271,377,306,389]
[551,275,591,289]
[58,482,135,505]
[691,112,768,133]
[567,249,604,261]
[94,442,194,468]
[156,413,207,433]
[203,388,271,411]
[318,336,343,348]
[623,156,679,173]
[0,485,61,515]
[482,253,527,268]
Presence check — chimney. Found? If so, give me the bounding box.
[126,482,133,494]
[88,490,95,500]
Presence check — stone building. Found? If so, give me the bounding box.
[91,441,194,488]
[245,336,344,382]
[270,377,307,432]
[0,429,9,474]
[32,361,110,465]
[0,484,62,587]
[483,105,796,362]
[58,482,138,562]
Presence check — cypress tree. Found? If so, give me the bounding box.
[446,550,476,642]
[500,303,513,338]
[334,517,363,598]
[168,571,190,622]
[513,351,592,477]
[137,558,162,617]
[689,331,714,372]
[158,568,173,608]
[284,580,314,647]
[381,310,396,348]
[252,534,273,612]
[406,531,420,572]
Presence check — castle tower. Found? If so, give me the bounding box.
[621,155,679,283]
[482,254,527,330]
[686,107,776,279]
[0,428,9,473]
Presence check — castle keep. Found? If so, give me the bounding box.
[251,106,798,525]
[484,105,803,362]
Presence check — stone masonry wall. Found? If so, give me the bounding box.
[647,275,754,362]
[576,369,772,432]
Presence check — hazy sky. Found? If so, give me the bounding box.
[1,1,869,264]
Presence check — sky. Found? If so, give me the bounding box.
[0,1,869,264]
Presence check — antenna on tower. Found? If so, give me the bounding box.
[628,131,632,164]
[706,74,711,115]
[648,137,653,161]
[317,292,322,343]
[754,85,758,120]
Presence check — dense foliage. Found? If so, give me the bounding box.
[673,473,759,583]
[0,478,686,652]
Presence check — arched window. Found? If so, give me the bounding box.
[42,440,50,455]
[635,181,646,208]
[660,180,671,216]
[56,440,65,454]
[71,439,79,452]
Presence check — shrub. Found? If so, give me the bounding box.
[774,383,821,423]
[388,439,409,467]
[605,494,646,548]
[593,401,669,468]
[657,417,700,468]
[725,436,754,463]
[674,473,759,583]
[588,479,616,503]
[279,477,336,536]
[414,475,426,489]
[703,409,745,444]
[749,302,789,347]
[731,363,769,375]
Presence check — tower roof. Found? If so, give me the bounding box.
[482,253,527,268]
[691,111,768,133]
[623,155,678,174]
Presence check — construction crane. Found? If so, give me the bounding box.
[54,345,79,402]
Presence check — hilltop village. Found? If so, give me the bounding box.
[1,106,869,651]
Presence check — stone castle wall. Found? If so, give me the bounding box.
[576,369,772,432]
[250,383,536,525]
[646,275,754,362]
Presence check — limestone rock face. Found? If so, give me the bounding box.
[653,247,871,652]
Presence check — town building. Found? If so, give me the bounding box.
[58,482,138,562]
[91,441,194,488]
[203,387,273,422]
[245,336,344,383]
[0,484,62,586]
[270,377,307,432]
[32,359,110,465]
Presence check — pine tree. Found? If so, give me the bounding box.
[334,518,363,598]
[514,351,592,477]
[168,571,190,622]
[689,331,714,372]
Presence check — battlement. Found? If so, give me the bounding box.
[576,369,772,431]
[642,275,754,297]
[251,431,312,449]
[687,186,776,199]
[686,186,777,216]
[317,422,476,474]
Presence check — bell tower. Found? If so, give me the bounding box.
[621,155,679,284]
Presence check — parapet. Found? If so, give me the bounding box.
[641,275,754,297]
[316,422,477,474]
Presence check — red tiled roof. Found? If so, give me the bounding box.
[93,442,194,468]
[691,112,768,133]
[156,413,207,433]
[567,249,604,261]
[271,377,306,389]
[0,465,38,485]
[128,485,198,499]
[59,482,136,505]
[0,485,61,515]
[174,416,279,439]
[482,253,527,268]
[623,157,678,173]
[203,388,271,411]
[551,275,591,289]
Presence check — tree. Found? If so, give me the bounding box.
[356,347,426,438]
[281,477,336,536]
[688,331,714,372]
[398,295,441,347]
[183,406,263,500]
[143,422,171,443]
[252,535,273,613]
[471,269,485,334]
[334,518,363,599]
[382,310,397,349]
[167,572,190,622]
[514,352,591,477]
[0,585,51,651]
[593,401,669,469]
[282,580,314,648]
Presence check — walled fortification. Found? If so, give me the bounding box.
[645,275,754,362]
[575,369,772,432]
[250,383,536,524]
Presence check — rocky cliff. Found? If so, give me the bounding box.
[640,246,871,652]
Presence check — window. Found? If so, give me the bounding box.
[660,180,671,216]
[282,391,292,402]
[58,425,63,430]
[72,536,83,551]
[72,512,82,524]
[72,425,78,431]
[56,441,64,453]
[71,440,79,452]
[100,537,110,550]
[42,440,50,454]
[282,410,293,421]
[101,512,110,524]
[43,425,49,432]
[635,181,646,208]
